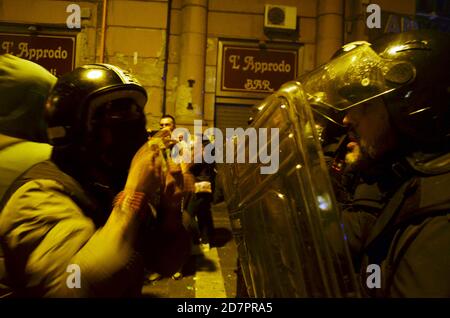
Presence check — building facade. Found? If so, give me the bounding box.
[0,0,427,131]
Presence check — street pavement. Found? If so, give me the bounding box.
[142,202,238,298]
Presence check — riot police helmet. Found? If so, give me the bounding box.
[45,64,148,187]
[300,29,450,151]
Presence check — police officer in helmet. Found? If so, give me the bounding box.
[46,64,149,225]
[0,64,189,296]
[302,29,450,297]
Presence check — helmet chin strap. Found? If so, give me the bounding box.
[86,153,130,191]
[83,157,131,225]
[52,143,127,194]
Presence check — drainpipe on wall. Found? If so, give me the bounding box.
[316,0,344,65]
[162,0,173,115]
[99,0,108,63]
[176,0,207,128]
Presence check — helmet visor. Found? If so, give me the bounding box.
[299,44,415,125]
[89,98,147,173]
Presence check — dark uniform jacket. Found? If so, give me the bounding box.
[343,156,450,297]
[0,161,143,297]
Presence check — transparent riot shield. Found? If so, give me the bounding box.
[222,81,360,298]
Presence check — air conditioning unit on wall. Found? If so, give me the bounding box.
[264,4,297,31]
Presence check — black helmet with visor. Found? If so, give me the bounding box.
[45,64,148,199]
[301,29,450,152]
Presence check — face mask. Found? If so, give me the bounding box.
[88,99,148,189]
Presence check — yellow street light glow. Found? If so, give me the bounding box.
[86,69,103,80]
[387,45,404,55]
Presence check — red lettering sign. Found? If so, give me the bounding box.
[0,32,76,77]
[218,43,298,98]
